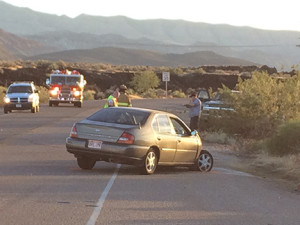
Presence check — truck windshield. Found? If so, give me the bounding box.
[51,76,65,85]
[66,76,80,85]
[50,76,80,85]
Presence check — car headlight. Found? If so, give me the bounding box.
[50,87,59,96]
[73,91,80,97]
[4,97,10,104]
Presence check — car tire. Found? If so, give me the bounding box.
[74,102,82,108]
[49,101,52,107]
[77,158,96,170]
[140,148,158,175]
[192,150,213,172]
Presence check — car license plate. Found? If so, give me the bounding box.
[88,140,103,149]
[16,104,22,108]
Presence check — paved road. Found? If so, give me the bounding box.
[0,99,299,225]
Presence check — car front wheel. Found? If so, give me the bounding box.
[141,148,158,175]
[77,158,96,170]
[194,150,213,172]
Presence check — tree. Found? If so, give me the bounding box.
[130,70,160,93]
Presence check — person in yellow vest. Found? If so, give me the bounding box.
[117,84,132,107]
[104,89,120,108]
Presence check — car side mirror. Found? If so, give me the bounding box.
[46,78,50,85]
[191,130,198,136]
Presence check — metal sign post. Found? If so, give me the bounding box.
[162,72,170,98]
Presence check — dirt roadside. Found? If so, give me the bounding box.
[204,141,300,193]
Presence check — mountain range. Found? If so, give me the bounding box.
[0,1,299,69]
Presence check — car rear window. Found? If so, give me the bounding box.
[87,108,151,125]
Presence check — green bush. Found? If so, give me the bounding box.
[266,120,300,156]
[213,71,300,138]
[171,90,186,98]
[129,70,160,93]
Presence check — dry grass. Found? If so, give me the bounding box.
[249,152,300,185]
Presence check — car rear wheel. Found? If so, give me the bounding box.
[141,148,158,175]
[77,158,96,170]
[193,150,213,172]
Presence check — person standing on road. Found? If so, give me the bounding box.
[184,92,202,131]
[117,84,132,107]
[104,89,120,108]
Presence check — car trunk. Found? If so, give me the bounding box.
[76,120,137,143]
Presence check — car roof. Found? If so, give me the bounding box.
[10,82,33,86]
[105,106,176,116]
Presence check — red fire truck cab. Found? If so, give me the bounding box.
[46,70,87,107]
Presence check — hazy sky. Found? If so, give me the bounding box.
[2,0,300,32]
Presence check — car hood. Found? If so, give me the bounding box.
[203,100,234,111]
[204,100,223,106]
[6,93,32,98]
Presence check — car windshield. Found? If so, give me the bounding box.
[198,90,209,100]
[7,86,32,93]
[87,108,151,125]
[213,93,223,101]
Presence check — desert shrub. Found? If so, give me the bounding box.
[170,67,183,75]
[155,88,166,98]
[171,90,186,98]
[125,88,136,95]
[130,70,160,93]
[266,120,300,156]
[0,86,7,107]
[142,89,157,98]
[194,67,206,74]
[219,71,300,138]
[201,130,236,145]
[36,86,49,103]
[83,90,96,100]
[94,91,105,100]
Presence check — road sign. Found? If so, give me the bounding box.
[162,72,170,82]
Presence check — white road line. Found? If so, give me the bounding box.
[86,164,121,225]
[214,167,254,177]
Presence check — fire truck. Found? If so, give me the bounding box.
[46,70,87,107]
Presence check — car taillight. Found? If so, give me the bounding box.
[70,124,78,138]
[117,132,134,144]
